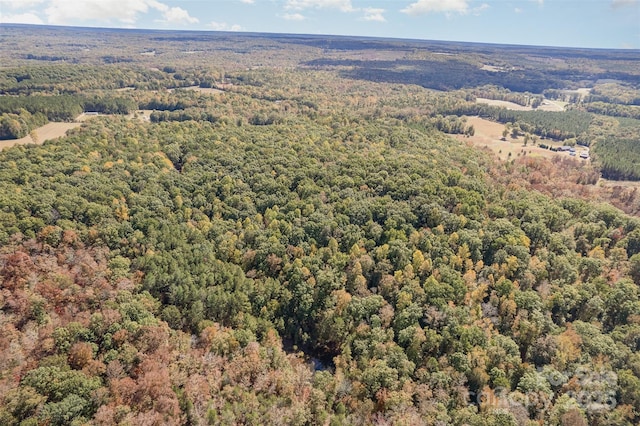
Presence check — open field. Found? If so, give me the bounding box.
[455,116,541,161]
[0,111,155,150]
[128,110,154,121]
[169,86,225,94]
[565,87,592,99]
[537,99,565,111]
[475,98,530,110]
[0,121,82,150]
[475,97,565,112]
[456,116,587,161]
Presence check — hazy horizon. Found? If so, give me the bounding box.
[1,0,639,50]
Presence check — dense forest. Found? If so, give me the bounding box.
[2,25,640,425]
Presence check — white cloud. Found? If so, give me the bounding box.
[514,7,523,13]
[240,0,254,3]
[0,0,45,9]
[401,0,470,16]
[0,12,44,24]
[532,0,544,5]
[362,8,386,22]
[33,0,193,26]
[159,7,198,24]
[612,0,639,8]
[283,13,306,21]
[209,21,243,31]
[44,0,151,25]
[285,0,355,12]
[472,3,489,15]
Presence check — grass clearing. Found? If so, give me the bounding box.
[537,100,565,111]
[0,122,82,150]
[456,116,587,162]
[475,97,565,112]
[0,110,155,150]
[169,86,225,94]
[476,98,531,111]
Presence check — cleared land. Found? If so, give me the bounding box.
[565,87,592,98]
[0,111,155,150]
[0,121,82,150]
[126,110,153,122]
[169,86,224,94]
[537,100,565,111]
[475,97,565,112]
[456,116,588,162]
[476,98,530,111]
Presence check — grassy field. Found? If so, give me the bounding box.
[0,110,156,150]
[456,116,587,161]
[169,86,225,94]
[0,122,82,150]
[537,99,566,111]
[475,98,530,111]
[475,97,565,112]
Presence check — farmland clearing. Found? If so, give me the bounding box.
[475,97,565,112]
[169,86,225,94]
[0,110,157,150]
[0,121,82,150]
[456,116,588,162]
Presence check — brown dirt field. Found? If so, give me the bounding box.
[0,122,82,150]
[455,116,587,162]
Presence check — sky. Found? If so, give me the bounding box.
[1,0,639,49]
